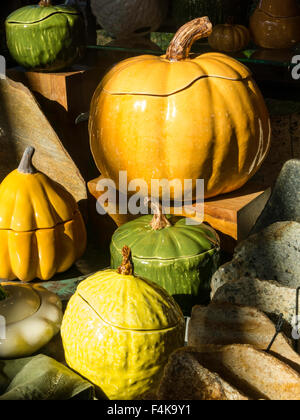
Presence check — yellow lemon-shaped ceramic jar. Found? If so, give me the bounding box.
[0,147,87,282]
[61,246,185,400]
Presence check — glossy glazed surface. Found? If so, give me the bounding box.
[259,0,300,17]
[0,282,62,358]
[0,169,77,231]
[110,215,219,259]
[61,270,185,400]
[250,0,300,49]
[6,4,79,23]
[89,53,271,200]
[0,163,87,282]
[5,4,85,71]
[1,284,40,324]
[110,216,220,314]
[208,24,250,52]
[0,212,87,282]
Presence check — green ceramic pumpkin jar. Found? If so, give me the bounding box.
[5,0,86,72]
[110,204,221,315]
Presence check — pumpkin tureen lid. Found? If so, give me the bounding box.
[0,147,78,231]
[76,266,184,331]
[6,1,80,25]
[102,53,252,96]
[101,17,252,96]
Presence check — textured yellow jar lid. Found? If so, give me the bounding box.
[77,270,183,331]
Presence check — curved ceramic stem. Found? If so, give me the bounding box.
[166,17,213,62]
[226,16,235,25]
[39,0,52,7]
[117,246,133,276]
[18,147,37,174]
[144,198,171,231]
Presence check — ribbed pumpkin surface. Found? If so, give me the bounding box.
[90,50,270,200]
[5,4,85,71]
[0,212,86,282]
[101,52,251,96]
[110,215,219,259]
[0,170,77,231]
[110,216,220,314]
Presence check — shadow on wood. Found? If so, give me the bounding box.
[0,77,87,205]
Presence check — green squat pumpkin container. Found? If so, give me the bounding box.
[110,204,221,315]
[5,0,86,72]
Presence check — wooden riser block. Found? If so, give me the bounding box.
[88,176,271,252]
[204,184,271,241]
[7,65,103,115]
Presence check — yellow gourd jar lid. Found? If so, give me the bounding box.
[100,17,252,96]
[0,147,78,232]
[76,247,184,331]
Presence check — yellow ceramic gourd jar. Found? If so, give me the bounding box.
[89,17,271,200]
[61,246,185,400]
[0,147,87,282]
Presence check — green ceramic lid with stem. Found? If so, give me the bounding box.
[6,0,80,24]
[111,202,220,260]
[5,0,85,71]
[110,201,221,315]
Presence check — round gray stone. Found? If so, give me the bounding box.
[211,222,300,334]
[251,159,300,234]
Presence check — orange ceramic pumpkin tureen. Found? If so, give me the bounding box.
[89,17,271,200]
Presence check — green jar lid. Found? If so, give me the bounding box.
[111,215,220,260]
[6,3,80,25]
